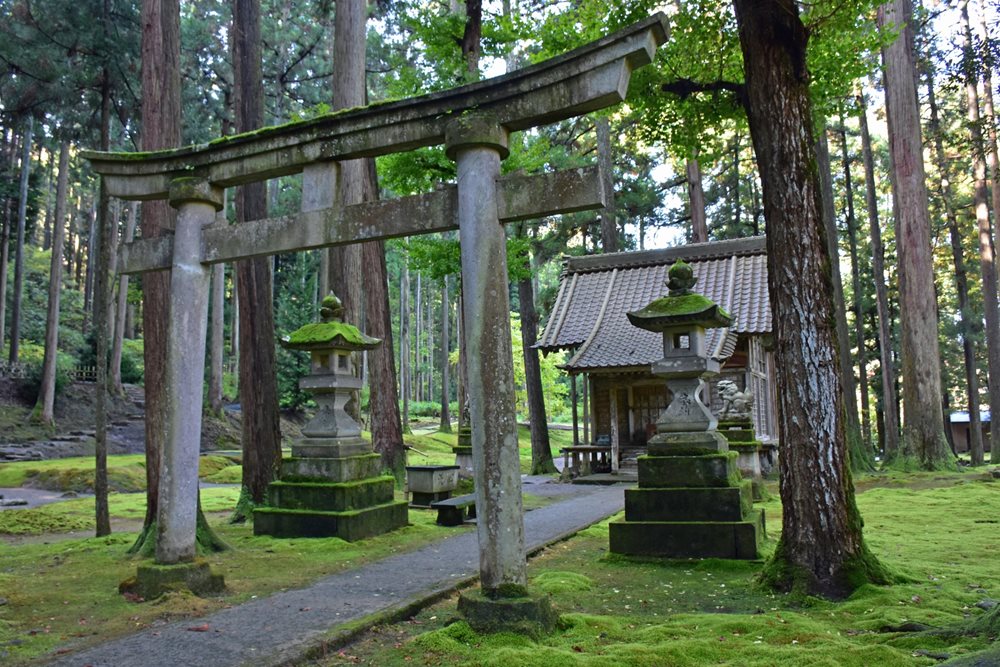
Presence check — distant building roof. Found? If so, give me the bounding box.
[950,411,991,424]
[537,236,771,372]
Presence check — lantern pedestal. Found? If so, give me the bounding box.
[253,294,408,541]
[609,261,764,560]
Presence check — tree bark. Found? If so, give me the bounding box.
[94,42,114,537]
[597,116,617,253]
[364,236,406,480]
[33,140,70,426]
[9,116,33,364]
[400,244,411,432]
[816,125,869,471]
[734,0,887,598]
[837,116,874,459]
[857,92,901,458]
[209,262,226,413]
[333,0,405,474]
[439,274,452,432]
[517,233,556,475]
[111,203,138,395]
[687,150,708,243]
[460,0,482,78]
[927,69,984,464]
[232,0,283,519]
[878,0,952,469]
[130,0,180,554]
[974,3,1000,464]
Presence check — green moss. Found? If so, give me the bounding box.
[533,571,593,594]
[631,293,731,320]
[283,321,379,349]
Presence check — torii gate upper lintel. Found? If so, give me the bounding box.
[83,13,668,616]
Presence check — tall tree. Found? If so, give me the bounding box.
[32,140,70,426]
[877,0,953,469]
[733,0,888,597]
[597,116,618,252]
[857,91,901,456]
[687,150,708,243]
[8,117,33,364]
[439,274,452,432]
[516,228,556,474]
[926,68,984,465]
[977,6,1000,464]
[130,0,178,554]
[816,125,869,471]
[961,0,1000,465]
[231,0,283,521]
[334,0,407,478]
[838,113,874,459]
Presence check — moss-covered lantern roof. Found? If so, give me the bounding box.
[627,261,733,332]
[281,293,381,352]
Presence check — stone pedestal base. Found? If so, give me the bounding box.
[611,443,764,560]
[457,589,559,638]
[120,559,225,600]
[255,439,408,541]
[410,490,453,507]
[719,418,769,500]
[452,445,474,478]
[609,509,764,559]
[253,501,408,541]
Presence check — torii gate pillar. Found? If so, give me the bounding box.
[447,115,556,632]
[447,115,526,592]
[159,178,222,564]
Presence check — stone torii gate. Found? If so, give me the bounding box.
[84,14,667,625]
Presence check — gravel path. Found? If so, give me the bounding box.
[45,482,626,667]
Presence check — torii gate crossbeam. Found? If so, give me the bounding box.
[83,13,668,616]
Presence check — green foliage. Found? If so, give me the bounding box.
[14,342,75,401]
[510,314,568,420]
[273,251,320,409]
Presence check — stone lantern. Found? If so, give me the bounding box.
[286,293,378,456]
[253,293,408,541]
[628,260,731,437]
[609,262,764,559]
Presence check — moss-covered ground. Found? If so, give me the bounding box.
[0,429,565,665]
[0,487,483,664]
[304,469,1000,667]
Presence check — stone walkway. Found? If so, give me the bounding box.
[46,481,626,667]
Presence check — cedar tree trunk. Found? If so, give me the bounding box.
[733,0,888,598]
[857,92,901,457]
[232,0,283,519]
[878,0,953,469]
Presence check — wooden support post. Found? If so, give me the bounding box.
[571,373,580,447]
[609,386,620,473]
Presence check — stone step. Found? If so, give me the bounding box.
[253,500,409,542]
[638,453,741,489]
[609,508,765,560]
[280,453,382,483]
[266,477,395,512]
[624,481,752,522]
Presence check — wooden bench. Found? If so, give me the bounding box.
[560,445,612,476]
[432,493,477,526]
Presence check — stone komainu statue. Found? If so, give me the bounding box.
[717,379,753,420]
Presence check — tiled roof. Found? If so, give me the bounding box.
[537,237,771,371]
